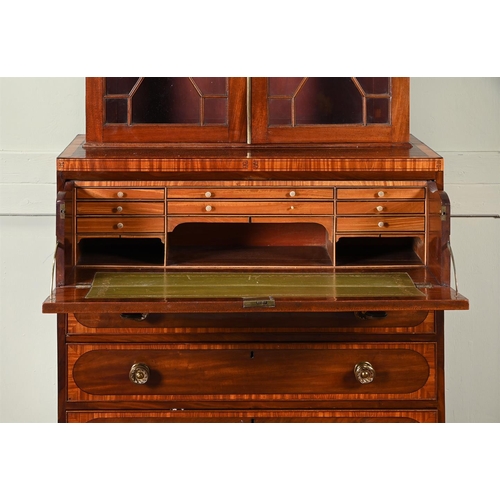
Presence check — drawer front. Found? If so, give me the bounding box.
[168,188,333,199]
[68,343,435,402]
[337,216,425,232]
[77,217,165,233]
[66,410,438,423]
[337,201,425,215]
[71,310,432,331]
[168,201,333,215]
[77,188,164,200]
[337,188,425,200]
[77,201,165,215]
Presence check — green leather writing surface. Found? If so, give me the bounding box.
[86,272,424,299]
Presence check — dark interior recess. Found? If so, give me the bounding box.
[167,222,332,267]
[78,238,165,266]
[335,236,425,267]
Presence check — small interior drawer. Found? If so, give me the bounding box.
[337,201,425,215]
[77,201,165,215]
[336,216,425,232]
[77,217,165,233]
[337,188,425,200]
[77,188,164,200]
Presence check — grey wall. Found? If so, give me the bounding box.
[1,77,498,422]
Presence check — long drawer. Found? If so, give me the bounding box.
[66,410,438,423]
[168,188,333,199]
[68,343,436,402]
[168,201,333,215]
[70,310,432,331]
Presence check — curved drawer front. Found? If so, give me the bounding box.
[68,343,435,402]
[67,410,438,423]
[72,310,431,331]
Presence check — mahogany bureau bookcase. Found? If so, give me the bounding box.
[43,77,468,423]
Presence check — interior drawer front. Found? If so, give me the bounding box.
[337,188,425,200]
[77,217,165,233]
[68,343,435,401]
[337,201,425,215]
[72,310,431,330]
[77,201,164,215]
[168,188,333,199]
[77,188,164,200]
[337,216,425,232]
[66,410,438,423]
[168,201,333,215]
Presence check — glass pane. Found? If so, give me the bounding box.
[268,77,304,97]
[295,78,363,125]
[106,77,140,95]
[132,77,200,124]
[192,77,227,96]
[203,97,227,125]
[105,99,128,123]
[268,98,292,125]
[356,77,389,95]
[367,98,389,124]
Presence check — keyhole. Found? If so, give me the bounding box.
[250,351,254,359]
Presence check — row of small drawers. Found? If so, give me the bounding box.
[76,200,424,216]
[75,187,426,233]
[76,187,425,200]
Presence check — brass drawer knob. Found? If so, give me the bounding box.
[376,205,384,212]
[354,361,376,384]
[289,190,296,197]
[115,206,123,213]
[205,191,212,198]
[116,222,124,229]
[117,191,125,198]
[377,221,385,228]
[377,190,385,198]
[129,363,150,385]
[205,205,213,212]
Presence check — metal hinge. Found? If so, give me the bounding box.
[440,205,447,221]
[243,297,276,308]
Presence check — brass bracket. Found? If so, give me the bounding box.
[440,205,447,221]
[243,297,276,308]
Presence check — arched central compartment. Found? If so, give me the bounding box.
[166,221,333,269]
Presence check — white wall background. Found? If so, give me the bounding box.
[1,78,499,423]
